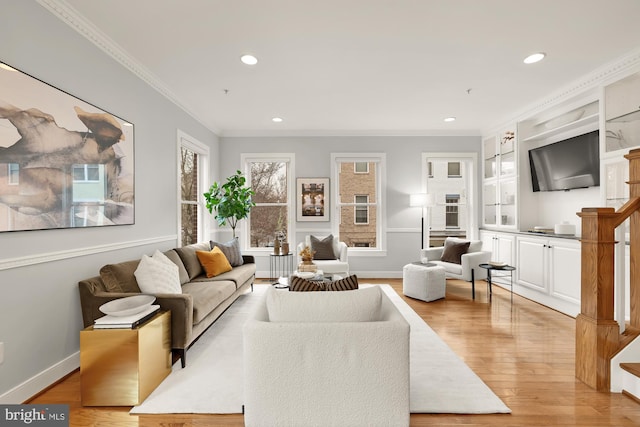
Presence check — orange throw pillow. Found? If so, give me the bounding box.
[196,246,233,278]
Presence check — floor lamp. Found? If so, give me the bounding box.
[410,193,434,250]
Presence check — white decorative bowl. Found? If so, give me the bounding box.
[489,261,507,267]
[99,294,156,317]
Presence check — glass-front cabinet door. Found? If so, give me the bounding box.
[499,179,516,227]
[499,130,516,177]
[483,136,497,179]
[483,182,497,226]
[482,127,517,229]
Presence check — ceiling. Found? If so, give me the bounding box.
[55,0,640,136]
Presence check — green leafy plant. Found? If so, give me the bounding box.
[203,170,255,238]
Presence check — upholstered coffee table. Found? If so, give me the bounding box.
[402,262,446,302]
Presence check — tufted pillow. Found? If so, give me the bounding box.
[440,240,470,264]
[326,274,359,291]
[289,276,325,292]
[196,246,233,278]
[310,234,337,260]
[134,250,182,294]
[210,238,244,267]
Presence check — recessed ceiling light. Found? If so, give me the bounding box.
[523,52,546,64]
[444,117,456,122]
[240,54,258,65]
[272,117,283,123]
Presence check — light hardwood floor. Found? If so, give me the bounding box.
[30,278,640,426]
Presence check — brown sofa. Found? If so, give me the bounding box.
[78,242,256,368]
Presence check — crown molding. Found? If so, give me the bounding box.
[36,0,221,135]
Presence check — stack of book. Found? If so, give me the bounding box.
[94,305,160,329]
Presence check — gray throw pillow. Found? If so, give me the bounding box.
[440,240,470,265]
[210,238,244,267]
[310,234,336,260]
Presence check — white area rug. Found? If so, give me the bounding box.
[131,284,511,415]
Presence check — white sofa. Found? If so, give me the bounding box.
[420,237,491,299]
[243,286,410,427]
[296,235,349,276]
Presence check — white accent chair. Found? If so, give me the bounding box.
[420,237,491,300]
[243,286,410,427]
[296,235,349,276]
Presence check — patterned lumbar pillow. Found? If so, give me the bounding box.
[210,238,244,267]
[310,234,337,260]
[326,274,359,291]
[196,246,233,278]
[289,275,325,292]
[134,250,182,294]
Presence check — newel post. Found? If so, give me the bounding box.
[576,207,619,391]
[625,149,640,328]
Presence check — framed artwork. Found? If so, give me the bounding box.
[297,177,329,222]
[0,61,134,232]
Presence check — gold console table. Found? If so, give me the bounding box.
[80,311,171,406]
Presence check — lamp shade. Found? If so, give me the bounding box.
[409,193,434,207]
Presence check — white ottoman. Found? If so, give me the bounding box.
[403,263,446,302]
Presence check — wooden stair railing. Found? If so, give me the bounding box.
[576,148,640,391]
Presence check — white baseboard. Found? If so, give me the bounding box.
[0,352,79,404]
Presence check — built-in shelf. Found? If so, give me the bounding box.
[521,113,599,142]
[607,108,640,123]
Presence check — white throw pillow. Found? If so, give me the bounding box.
[134,250,182,294]
[266,285,381,322]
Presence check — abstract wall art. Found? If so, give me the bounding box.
[0,61,134,232]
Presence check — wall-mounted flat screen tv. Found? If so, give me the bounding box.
[528,130,600,192]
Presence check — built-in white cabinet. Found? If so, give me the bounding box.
[479,230,515,287]
[480,230,514,266]
[516,235,581,316]
[482,128,517,229]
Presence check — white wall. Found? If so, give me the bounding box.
[0,2,219,402]
[219,136,482,276]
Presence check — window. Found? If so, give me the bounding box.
[424,153,477,246]
[445,194,460,228]
[178,131,209,247]
[448,162,461,177]
[8,163,19,185]
[333,153,386,252]
[73,164,101,182]
[354,162,369,173]
[242,154,294,250]
[354,195,369,224]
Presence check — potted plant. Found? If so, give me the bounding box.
[203,170,255,238]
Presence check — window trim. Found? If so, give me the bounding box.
[177,130,209,247]
[241,153,295,255]
[331,153,387,256]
